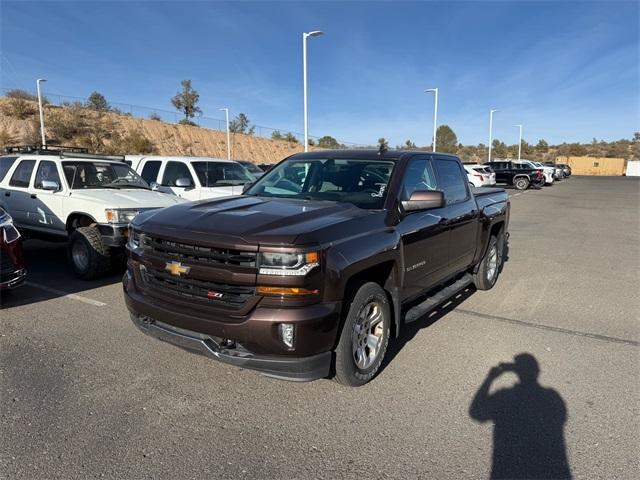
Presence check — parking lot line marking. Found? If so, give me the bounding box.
[26,282,107,307]
[457,308,639,347]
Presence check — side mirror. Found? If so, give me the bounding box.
[242,182,253,194]
[150,181,159,191]
[175,177,193,188]
[41,180,60,191]
[401,190,445,212]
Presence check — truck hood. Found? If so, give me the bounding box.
[133,195,378,246]
[70,189,186,209]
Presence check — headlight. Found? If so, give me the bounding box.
[258,251,319,276]
[105,208,140,224]
[0,211,20,244]
[127,226,145,252]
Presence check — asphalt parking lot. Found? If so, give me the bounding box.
[1,176,638,479]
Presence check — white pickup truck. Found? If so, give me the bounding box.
[126,156,256,201]
[0,147,184,279]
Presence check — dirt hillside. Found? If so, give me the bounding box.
[0,98,312,164]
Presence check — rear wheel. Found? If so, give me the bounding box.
[473,234,504,290]
[67,226,111,280]
[514,177,530,190]
[334,282,390,386]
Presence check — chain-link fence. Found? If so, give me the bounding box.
[1,87,369,149]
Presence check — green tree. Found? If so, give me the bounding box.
[535,139,549,153]
[404,139,417,150]
[377,137,389,150]
[317,135,340,148]
[491,139,508,159]
[229,113,255,135]
[436,125,458,153]
[271,130,283,140]
[86,91,109,111]
[171,80,202,124]
[283,132,298,143]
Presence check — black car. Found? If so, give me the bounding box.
[485,161,544,190]
[236,160,265,178]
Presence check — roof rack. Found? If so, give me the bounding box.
[3,145,89,155]
[59,151,126,162]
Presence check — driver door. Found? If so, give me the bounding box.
[396,155,450,299]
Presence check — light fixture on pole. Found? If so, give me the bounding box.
[303,30,324,152]
[219,107,231,160]
[425,88,438,152]
[36,78,47,147]
[488,108,500,162]
[513,124,523,161]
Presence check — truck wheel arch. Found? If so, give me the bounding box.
[342,261,401,340]
[474,221,505,273]
[66,213,97,233]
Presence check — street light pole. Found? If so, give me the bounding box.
[425,88,438,152]
[514,124,523,161]
[303,30,323,152]
[488,108,500,162]
[220,108,231,160]
[36,78,47,147]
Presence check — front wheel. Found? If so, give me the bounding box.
[473,234,504,290]
[334,282,390,386]
[67,226,112,280]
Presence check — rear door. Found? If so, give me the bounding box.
[433,157,480,274]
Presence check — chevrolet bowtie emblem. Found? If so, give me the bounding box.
[165,261,191,276]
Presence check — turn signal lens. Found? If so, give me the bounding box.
[257,286,319,296]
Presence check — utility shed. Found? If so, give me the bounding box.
[556,156,627,176]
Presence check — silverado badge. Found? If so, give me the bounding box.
[165,261,191,277]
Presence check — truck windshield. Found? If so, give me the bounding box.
[245,158,396,209]
[62,161,150,190]
[191,161,255,187]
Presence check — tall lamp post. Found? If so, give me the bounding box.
[488,108,500,162]
[303,30,324,152]
[513,124,523,161]
[36,78,47,147]
[219,107,231,160]
[425,88,438,152]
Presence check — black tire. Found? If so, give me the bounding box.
[67,226,111,280]
[334,282,390,386]
[473,234,504,291]
[514,177,530,190]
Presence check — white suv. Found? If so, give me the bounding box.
[464,164,497,188]
[0,147,184,279]
[126,156,256,201]
[518,160,555,185]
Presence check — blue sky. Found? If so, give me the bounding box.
[1,1,638,146]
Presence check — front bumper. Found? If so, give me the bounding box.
[123,270,340,381]
[96,223,128,247]
[0,268,27,290]
[129,313,332,381]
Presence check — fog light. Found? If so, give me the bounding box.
[279,323,295,349]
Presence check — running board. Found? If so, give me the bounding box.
[404,274,473,324]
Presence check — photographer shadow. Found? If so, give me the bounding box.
[469,353,572,479]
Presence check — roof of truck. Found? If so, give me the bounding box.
[289,149,460,161]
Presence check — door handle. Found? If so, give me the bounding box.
[4,192,9,197]
[31,194,37,199]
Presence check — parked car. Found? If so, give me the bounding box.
[518,160,555,185]
[126,156,257,201]
[236,160,265,178]
[544,162,565,180]
[0,206,26,292]
[124,149,510,386]
[485,160,544,190]
[557,163,572,177]
[464,164,497,188]
[0,146,184,280]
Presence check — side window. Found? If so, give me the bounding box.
[162,161,193,187]
[9,160,36,188]
[35,161,62,189]
[0,156,18,182]
[401,157,438,201]
[140,161,161,184]
[434,159,468,204]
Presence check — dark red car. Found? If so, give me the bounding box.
[0,207,26,291]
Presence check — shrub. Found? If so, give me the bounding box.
[116,130,155,154]
[47,105,90,141]
[149,112,162,121]
[0,129,17,150]
[85,91,109,111]
[283,132,298,143]
[6,89,38,101]
[1,98,36,119]
[178,118,198,126]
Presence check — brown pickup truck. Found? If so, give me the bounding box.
[123,149,510,386]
